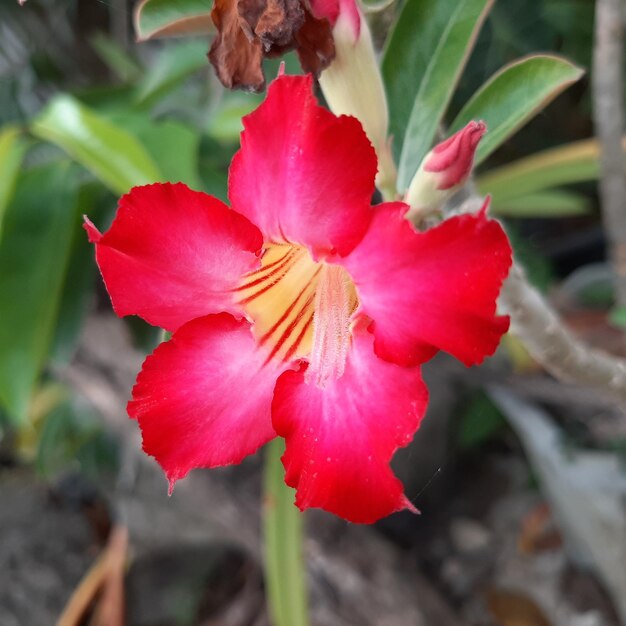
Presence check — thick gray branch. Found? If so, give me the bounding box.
[501,263,626,408]
[592,0,626,305]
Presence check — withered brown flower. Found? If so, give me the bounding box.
[209,0,335,91]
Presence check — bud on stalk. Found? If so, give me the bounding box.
[405,121,486,221]
[314,0,397,199]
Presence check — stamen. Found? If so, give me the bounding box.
[238,243,358,372]
[306,264,353,388]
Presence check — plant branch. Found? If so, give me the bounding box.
[592,0,626,306]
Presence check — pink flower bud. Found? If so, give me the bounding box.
[424,121,486,190]
[405,121,486,219]
[311,0,361,40]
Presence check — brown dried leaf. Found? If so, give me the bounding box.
[294,7,335,75]
[248,0,304,48]
[209,0,335,90]
[518,503,562,555]
[209,0,266,91]
[487,588,552,626]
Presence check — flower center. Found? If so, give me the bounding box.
[235,243,358,386]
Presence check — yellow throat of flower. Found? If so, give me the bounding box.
[235,242,358,386]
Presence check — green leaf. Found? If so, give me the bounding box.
[263,438,309,626]
[450,55,584,165]
[135,40,208,106]
[207,91,262,143]
[37,397,118,478]
[383,0,493,190]
[0,164,78,423]
[458,391,505,449]
[610,307,626,329]
[477,137,626,202]
[135,120,202,189]
[0,126,27,239]
[32,95,162,194]
[90,32,144,83]
[51,183,110,363]
[134,0,213,41]
[490,189,589,218]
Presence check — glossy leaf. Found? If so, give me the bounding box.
[450,55,584,165]
[478,137,626,201]
[32,95,162,194]
[134,0,213,41]
[0,164,78,423]
[383,0,493,190]
[0,126,27,239]
[135,40,208,106]
[491,189,589,218]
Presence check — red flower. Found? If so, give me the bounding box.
[85,75,512,524]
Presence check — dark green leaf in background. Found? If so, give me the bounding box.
[135,40,208,107]
[0,164,78,423]
[51,183,112,364]
[457,391,506,450]
[610,307,626,330]
[90,33,144,83]
[0,126,27,239]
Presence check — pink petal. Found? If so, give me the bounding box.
[85,183,263,332]
[228,74,376,259]
[128,314,292,488]
[272,322,427,523]
[343,202,512,367]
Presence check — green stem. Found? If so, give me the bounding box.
[263,438,309,626]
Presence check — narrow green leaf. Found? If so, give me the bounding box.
[383,0,493,190]
[51,183,110,363]
[263,438,309,626]
[135,40,208,106]
[491,189,590,218]
[477,137,626,202]
[90,32,144,83]
[0,126,27,239]
[0,164,78,423]
[134,0,213,41]
[32,95,162,194]
[450,55,584,165]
